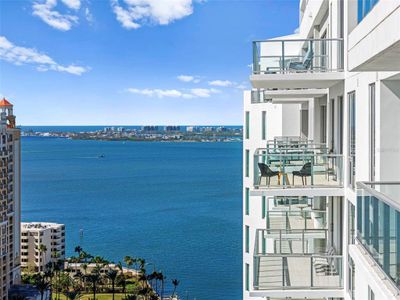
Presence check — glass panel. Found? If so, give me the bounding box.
[262,111,266,140]
[245,111,250,139]
[357,182,400,289]
[245,149,250,177]
[245,225,250,253]
[245,188,250,216]
[252,38,344,74]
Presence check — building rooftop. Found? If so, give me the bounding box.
[21,222,64,231]
[0,98,13,107]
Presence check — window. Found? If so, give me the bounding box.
[348,201,355,244]
[358,0,380,23]
[338,96,344,154]
[369,83,376,181]
[348,255,355,300]
[368,286,375,300]
[348,91,356,188]
[261,111,266,140]
[245,111,250,139]
[245,263,250,291]
[245,225,249,253]
[245,149,250,177]
[245,188,250,216]
[331,99,335,151]
[321,105,327,144]
[262,196,266,219]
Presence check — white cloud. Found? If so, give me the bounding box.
[111,0,194,30]
[32,0,80,31]
[61,0,81,10]
[177,75,200,83]
[126,87,219,99]
[208,80,234,87]
[0,36,89,76]
[190,88,219,98]
[85,7,94,24]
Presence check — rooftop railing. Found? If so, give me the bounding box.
[254,150,343,189]
[356,181,400,290]
[252,38,344,75]
[254,229,343,290]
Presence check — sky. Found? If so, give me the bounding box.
[0,0,299,125]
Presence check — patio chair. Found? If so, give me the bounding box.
[288,47,314,71]
[292,162,312,185]
[258,163,279,186]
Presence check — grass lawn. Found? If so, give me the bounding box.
[55,294,128,300]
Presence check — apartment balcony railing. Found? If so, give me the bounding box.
[254,150,343,189]
[256,228,329,255]
[252,38,344,75]
[253,229,343,290]
[356,181,400,289]
[266,209,327,231]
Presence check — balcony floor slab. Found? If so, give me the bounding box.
[250,73,345,89]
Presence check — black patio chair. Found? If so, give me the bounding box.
[292,162,312,185]
[258,163,279,186]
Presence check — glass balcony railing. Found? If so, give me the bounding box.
[256,228,329,255]
[254,150,343,188]
[252,38,344,75]
[254,230,343,290]
[266,209,327,231]
[356,181,400,289]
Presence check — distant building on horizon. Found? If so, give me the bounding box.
[0,98,21,300]
[20,222,65,272]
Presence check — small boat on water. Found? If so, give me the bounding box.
[98,154,105,158]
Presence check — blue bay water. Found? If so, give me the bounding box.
[21,134,242,300]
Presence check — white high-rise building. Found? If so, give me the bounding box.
[243,1,400,300]
[0,98,21,300]
[20,222,65,272]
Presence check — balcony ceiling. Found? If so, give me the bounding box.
[250,73,345,89]
[264,88,328,99]
[350,40,400,71]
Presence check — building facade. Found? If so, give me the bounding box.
[21,222,65,272]
[243,1,400,300]
[0,99,21,300]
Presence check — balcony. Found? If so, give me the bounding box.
[348,1,400,71]
[253,146,344,196]
[252,229,343,297]
[251,88,328,104]
[356,181,400,290]
[251,38,344,89]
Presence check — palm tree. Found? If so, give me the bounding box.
[37,244,47,272]
[171,279,180,299]
[34,274,50,300]
[124,256,134,270]
[86,271,101,300]
[116,274,128,295]
[157,272,165,300]
[106,269,118,300]
[74,246,83,258]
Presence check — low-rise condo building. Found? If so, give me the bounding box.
[243,0,400,299]
[0,99,21,300]
[20,222,65,272]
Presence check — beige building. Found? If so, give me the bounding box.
[21,222,65,272]
[0,98,21,300]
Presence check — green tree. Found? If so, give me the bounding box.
[34,274,50,300]
[171,279,180,298]
[64,290,81,300]
[86,271,101,300]
[106,269,118,300]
